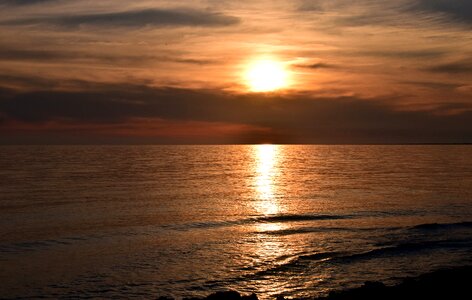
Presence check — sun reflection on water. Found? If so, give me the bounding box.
[249,145,292,297]
[254,144,280,215]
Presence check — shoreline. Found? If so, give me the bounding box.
[158,265,472,300]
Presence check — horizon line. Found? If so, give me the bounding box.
[1,143,471,146]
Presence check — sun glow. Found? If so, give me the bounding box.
[245,59,289,92]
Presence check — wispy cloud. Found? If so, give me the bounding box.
[425,59,472,74]
[408,0,472,25]
[2,8,241,28]
[0,47,219,67]
[298,0,472,28]
[1,0,59,6]
[295,62,336,70]
[400,80,463,90]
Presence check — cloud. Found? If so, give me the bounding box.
[295,62,336,70]
[2,8,241,28]
[0,48,73,61]
[1,83,471,143]
[297,0,472,28]
[359,49,447,59]
[0,47,219,67]
[297,0,405,28]
[425,59,472,74]
[410,0,472,25]
[1,0,58,5]
[400,80,463,90]
[297,0,352,12]
[1,117,271,144]
[172,58,218,65]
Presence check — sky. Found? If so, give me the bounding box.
[0,0,471,144]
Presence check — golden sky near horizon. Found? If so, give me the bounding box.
[0,0,471,143]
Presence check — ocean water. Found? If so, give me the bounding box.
[1,145,471,299]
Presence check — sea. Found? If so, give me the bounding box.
[1,145,471,299]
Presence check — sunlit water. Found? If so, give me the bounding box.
[1,145,472,299]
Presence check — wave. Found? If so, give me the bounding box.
[230,250,344,280]
[299,251,343,261]
[274,239,472,272]
[411,221,472,231]
[230,239,472,280]
[185,235,472,292]
[186,266,472,300]
[0,213,348,255]
[337,239,472,262]
[0,239,72,254]
[256,226,388,236]
[249,238,470,278]
[166,213,351,231]
[256,227,344,236]
[252,219,472,237]
[0,235,99,255]
[259,214,349,222]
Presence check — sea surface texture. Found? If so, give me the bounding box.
[1,145,471,299]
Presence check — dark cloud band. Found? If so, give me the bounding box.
[411,0,472,24]
[1,83,471,143]
[425,60,472,74]
[1,0,58,5]
[2,8,240,28]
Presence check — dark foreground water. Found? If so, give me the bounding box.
[1,145,471,299]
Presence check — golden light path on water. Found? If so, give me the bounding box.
[254,144,279,215]
[250,145,294,297]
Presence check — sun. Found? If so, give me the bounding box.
[244,59,289,92]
